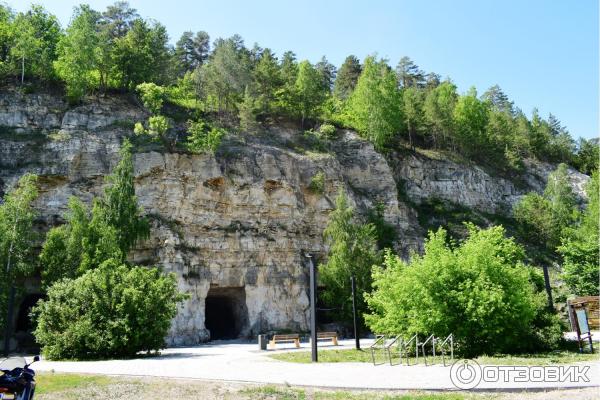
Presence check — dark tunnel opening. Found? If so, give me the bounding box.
[204,287,248,340]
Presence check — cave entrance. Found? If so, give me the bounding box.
[15,294,44,333]
[204,287,248,340]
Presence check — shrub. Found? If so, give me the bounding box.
[136,82,166,114]
[318,123,336,139]
[308,171,325,194]
[365,225,561,357]
[33,259,186,360]
[186,119,224,154]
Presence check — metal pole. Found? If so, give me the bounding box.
[542,264,554,311]
[351,275,360,350]
[307,254,318,362]
[3,286,15,357]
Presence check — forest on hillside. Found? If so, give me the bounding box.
[1,1,598,175]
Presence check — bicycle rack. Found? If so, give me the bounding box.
[369,335,386,366]
[437,333,454,366]
[383,335,402,366]
[399,334,418,365]
[420,334,436,366]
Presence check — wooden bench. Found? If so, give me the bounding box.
[269,334,300,349]
[310,331,339,346]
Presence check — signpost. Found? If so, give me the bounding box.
[570,302,594,353]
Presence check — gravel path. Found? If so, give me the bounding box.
[31,339,600,391]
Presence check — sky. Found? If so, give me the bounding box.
[10,0,599,140]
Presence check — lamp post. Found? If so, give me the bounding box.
[351,275,360,350]
[305,252,318,362]
[3,219,18,357]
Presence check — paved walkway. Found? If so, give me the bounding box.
[32,339,600,391]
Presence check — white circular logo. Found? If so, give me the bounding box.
[450,359,482,390]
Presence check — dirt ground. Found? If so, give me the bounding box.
[34,375,600,400]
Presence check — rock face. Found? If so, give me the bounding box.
[0,89,588,346]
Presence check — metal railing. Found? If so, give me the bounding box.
[437,333,454,366]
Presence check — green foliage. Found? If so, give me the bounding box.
[10,4,62,82]
[573,138,599,175]
[333,55,361,99]
[318,123,336,137]
[111,18,171,89]
[238,86,259,133]
[186,119,224,154]
[514,163,578,253]
[295,60,327,127]
[345,56,402,150]
[174,30,209,75]
[194,35,251,113]
[53,5,100,102]
[33,259,186,360]
[39,140,148,287]
[39,197,122,288]
[100,139,150,254]
[453,87,489,158]
[308,171,325,194]
[0,173,38,328]
[423,81,457,148]
[558,171,599,296]
[136,82,165,114]
[319,191,380,327]
[366,225,560,357]
[367,202,397,250]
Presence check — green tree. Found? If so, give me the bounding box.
[423,80,457,148]
[366,225,561,357]
[252,48,281,115]
[175,30,210,74]
[186,119,224,154]
[0,4,13,77]
[239,86,259,133]
[136,82,165,114]
[112,18,171,89]
[558,171,599,296]
[514,163,578,252]
[100,140,150,255]
[482,85,513,114]
[0,174,38,328]
[395,56,424,88]
[195,36,251,113]
[275,50,298,116]
[402,86,425,148]
[346,56,402,150]
[319,191,380,327]
[11,5,62,82]
[40,197,122,288]
[54,5,100,101]
[574,138,599,174]
[453,87,489,157]
[333,55,361,99]
[33,259,186,360]
[295,60,326,127]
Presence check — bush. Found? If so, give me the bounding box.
[308,171,325,194]
[33,259,186,360]
[365,225,561,357]
[186,119,224,154]
[318,123,336,139]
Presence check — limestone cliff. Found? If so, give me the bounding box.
[0,88,588,346]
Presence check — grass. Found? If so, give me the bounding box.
[270,348,599,366]
[242,386,473,400]
[35,372,115,394]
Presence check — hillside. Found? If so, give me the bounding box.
[0,87,589,345]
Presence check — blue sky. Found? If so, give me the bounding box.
[11,0,599,140]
